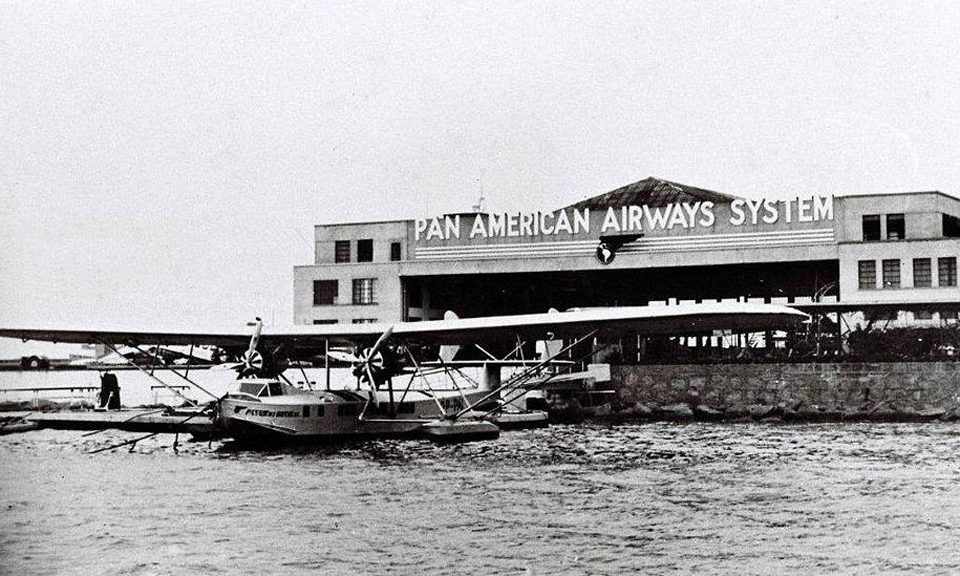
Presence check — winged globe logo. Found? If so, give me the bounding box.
[596,241,615,264]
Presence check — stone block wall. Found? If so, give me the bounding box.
[612,362,960,413]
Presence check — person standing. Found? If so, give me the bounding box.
[99,371,121,410]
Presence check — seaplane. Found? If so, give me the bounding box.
[0,302,808,445]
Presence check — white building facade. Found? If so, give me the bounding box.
[294,178,960,327]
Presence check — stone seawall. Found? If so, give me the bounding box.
[605,362,960,422]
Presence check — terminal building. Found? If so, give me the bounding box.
[293,177,960,356]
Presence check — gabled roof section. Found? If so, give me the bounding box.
[563,177,740,210]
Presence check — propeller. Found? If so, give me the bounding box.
[240,350,264,376]
[210,318,268,377]
[242,317,263,371]
[352,326,395,405]
[238,318,264,377]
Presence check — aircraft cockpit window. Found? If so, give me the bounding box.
[268,381,282,396]
[239,382,266,396]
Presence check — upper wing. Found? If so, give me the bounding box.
[0,302,808,350]
[384,302,807,344]
[0,326,257,348]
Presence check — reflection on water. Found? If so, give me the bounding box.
[1,423,959,575]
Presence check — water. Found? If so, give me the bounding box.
[1,423,958,575]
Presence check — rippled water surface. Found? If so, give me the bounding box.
[1,423,959,575]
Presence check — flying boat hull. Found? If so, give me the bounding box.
[218,384,498,442]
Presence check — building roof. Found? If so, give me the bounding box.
[562,177,740,210]
[838,190,960,201]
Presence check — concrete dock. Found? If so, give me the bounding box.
[1,409,217,437]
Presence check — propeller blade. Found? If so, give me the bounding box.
[365,363,379,407]
[246,318,263,357]
[367,326,394,359]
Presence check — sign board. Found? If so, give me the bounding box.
[414,196,834,242]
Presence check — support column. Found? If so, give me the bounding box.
[421,282,432,321]
[481,363,501,392]
[622,333,639,364]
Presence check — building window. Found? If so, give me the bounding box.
[913,258,932,288]
[352,318,377,324]
[939,257,957,287]
[352,278,377,305]
[406,281,422,305]
[862,215,881,241]
[335,241,350,263]
[357,239,373,262]
[313,280,338,306]
[313,319,338,325]
[390,241,402,261]
[886,213,905,240]
[882,259,900,288]
[943,214,960,238]
[858,260,876,290]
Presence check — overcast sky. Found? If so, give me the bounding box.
[2,1,959,356]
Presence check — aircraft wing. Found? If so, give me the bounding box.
[0,327,254,348]
[380,302,807,345]
[0,302,807,351]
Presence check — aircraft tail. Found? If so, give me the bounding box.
[439,311,461,362]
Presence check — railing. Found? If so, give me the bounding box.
[0,385,191,409]
[0,386,101,409]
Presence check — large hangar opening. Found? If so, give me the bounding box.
[403,260,839,320]
[402,260,839,363]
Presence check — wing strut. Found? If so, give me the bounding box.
[436,355,469,406]
[453,329,599,420]
[401,346,448,417]
[148,343,163,376]
[87,408,212,454]
[497,340,614,410]
[100,341,200,407]
[124,343,219,401]
[185,344,194,378]
[515,335,527,367]
[474,344,498,361]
